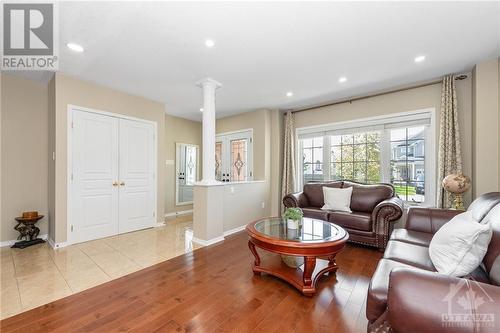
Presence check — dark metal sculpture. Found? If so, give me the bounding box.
[12,215,45,249]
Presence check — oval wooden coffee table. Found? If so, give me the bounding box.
[246,217,349,296]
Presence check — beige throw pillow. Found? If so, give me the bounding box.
[321,186,353,213]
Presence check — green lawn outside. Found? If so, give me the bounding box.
[393,184,416,195]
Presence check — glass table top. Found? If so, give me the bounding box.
[253,217,346,243]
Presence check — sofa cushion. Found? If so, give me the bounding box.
[467,192,500,222]
[328,211,372,231]
[384,240,436,271]
[465,265,491,284]
[390,228,433,247]
[342,181,394,213]
[301,207,329,221]
[367,259,421,321]
[303,181,342,208]
[480,203,500,285]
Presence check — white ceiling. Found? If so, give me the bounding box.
[11,1,500,121]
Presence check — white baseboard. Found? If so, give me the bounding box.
[223,225,246,237]
[0,234,48,248]
[165,209,193,219]
[192,236,224,246]
[190,226,245,247]
[155,221,166,228]
[47,237,69,249]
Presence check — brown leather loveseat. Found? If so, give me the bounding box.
[283,181,403,250]
[366,192,500,333]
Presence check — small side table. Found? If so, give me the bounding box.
[12,215,45,249]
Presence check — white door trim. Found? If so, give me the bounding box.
[67,105,158,245]
[175,142,200,206]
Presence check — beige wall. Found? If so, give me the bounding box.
[164,114,202,215]
[1,74,48,242]
[52,73,166,243]
[222,181,270,231]
[193,181,270,241]
[472,58,500,197]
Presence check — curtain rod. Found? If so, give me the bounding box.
[289,74,468,114]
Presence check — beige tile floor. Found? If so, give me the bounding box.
[0,215,200,320]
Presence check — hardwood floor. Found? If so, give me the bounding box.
[0,232,382,333]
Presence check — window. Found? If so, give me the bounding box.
[302,137,324,183]
[330,131,381,184]
[215,130,253,182]
[297,111,435,205]
[390,126,425,203]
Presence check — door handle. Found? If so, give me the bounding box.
[120,182,125,186]
[112,181,119,187]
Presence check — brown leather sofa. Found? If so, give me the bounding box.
[283,181,403,250]
[367,192,500,333]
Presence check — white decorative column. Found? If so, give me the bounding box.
[193,78,225,246]
[196,78,222,185]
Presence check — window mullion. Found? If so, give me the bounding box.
[298,140,304,190]
[323,135,331,181]
[380,129,390,183]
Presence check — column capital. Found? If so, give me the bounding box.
[196,77,222,89]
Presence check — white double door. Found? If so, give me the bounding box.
[71,110,156,244]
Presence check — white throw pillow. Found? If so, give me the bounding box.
[321,186,353,213]
[429,210,492,277]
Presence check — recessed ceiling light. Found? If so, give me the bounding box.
[286,91,293,97]
[199,108,204,112]
[66,42,84,53]
[338,77,347,83]
[414,55,426,63]
[205,39,215,48]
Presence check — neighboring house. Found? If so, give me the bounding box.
[391,131,425,183]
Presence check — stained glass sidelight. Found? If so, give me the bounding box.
[215,142,222,180]
[185,145,197,185]
[231,139,247,181]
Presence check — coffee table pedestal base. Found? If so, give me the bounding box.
[251,254,338,296]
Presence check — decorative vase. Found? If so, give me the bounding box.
[281,255,304,268]
[287,219,299,229]
[442,172,471,210]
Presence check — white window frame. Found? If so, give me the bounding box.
[216,129,253,182]
[296,109,437,207]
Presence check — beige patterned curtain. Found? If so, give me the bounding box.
[281,112,296,211]
[437,75,462,208]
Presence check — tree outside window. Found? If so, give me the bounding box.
[330,131,381,184]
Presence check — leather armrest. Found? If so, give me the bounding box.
[372,197,404,222]
[283,192,309,208]
[371,197,404,249]
[387,268,500,333]
[405,207,462,234]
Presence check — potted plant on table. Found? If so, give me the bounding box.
[281,208,304,268]
[284,207,303,230]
